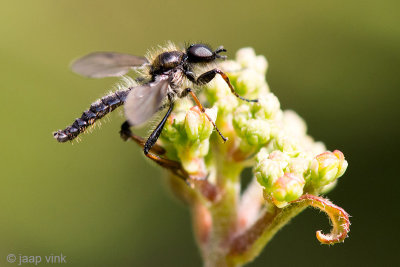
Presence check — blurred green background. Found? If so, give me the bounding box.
[1,0,399,266]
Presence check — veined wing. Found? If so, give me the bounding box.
[124,77,170,126]
[71,52,149,78]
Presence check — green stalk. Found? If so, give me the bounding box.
[203,158,243,267]
[228,203,307,265]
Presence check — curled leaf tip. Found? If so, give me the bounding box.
[292,194,350,245]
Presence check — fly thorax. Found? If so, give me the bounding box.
[150,51,184,75]
[170,69,185,90]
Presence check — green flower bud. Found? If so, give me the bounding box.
[178,146,207,175]
[273,132,298,153]
[232,104,252,132]
[243,119,271,146]
[255,147,269,163]
[288,153,313,181]
[234,69,266,97]
[185,109,202,141]
[256,149,310,208]
[268,150,291,164]
[162,113,185,143]
[206,76,239,113]
[232,104,272,147]
[254,92,281,120]
[270,173,305,208]
[319,180,338,194]
[184,106,215,141]
[255,150,290,188]
[311,150,348,188]
[334,150,348,178]
[255,159,284,188]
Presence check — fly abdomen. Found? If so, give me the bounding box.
[53,88,132,142]
[102,94,121,112]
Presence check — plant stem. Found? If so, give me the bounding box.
[228,202,307,265]
[203,158,242,267]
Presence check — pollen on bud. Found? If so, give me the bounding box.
[310,150,348,188]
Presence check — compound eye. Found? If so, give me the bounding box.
[187,44,213,62]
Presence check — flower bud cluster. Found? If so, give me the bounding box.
[231,93,281,148]
[159,47,348,206]
[255,148,347,207]
[255,149,310,207]
[161,99,215,176]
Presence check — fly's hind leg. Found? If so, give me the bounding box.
[120,121,166,155]
[120,103,190,180]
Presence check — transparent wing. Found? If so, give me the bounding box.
[124,77,169,126]
[71,52,149,78]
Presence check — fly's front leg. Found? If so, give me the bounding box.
[196,68,258,103]
[143,101,174,155]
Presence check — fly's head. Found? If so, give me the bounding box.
[186,44,227,64]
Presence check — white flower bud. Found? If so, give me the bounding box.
[254,92,281,119]
[236,47,257,68]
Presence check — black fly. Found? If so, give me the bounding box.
[53,43,257,178]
